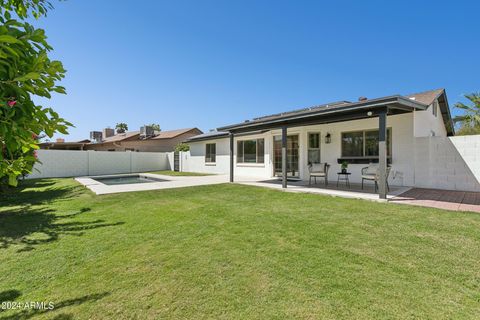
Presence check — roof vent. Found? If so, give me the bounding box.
[358,96,368,101]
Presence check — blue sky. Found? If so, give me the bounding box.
[35,0,479,140]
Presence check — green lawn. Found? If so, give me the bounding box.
[1,179,480,319]
[148,170,213,176]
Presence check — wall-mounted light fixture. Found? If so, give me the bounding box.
[367,111,373,116]
[325,133,331,144]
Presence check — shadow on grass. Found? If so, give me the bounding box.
[0,290,22,303]
[0,206,124,252]
[0,289,110,320]
[0,179,82,207]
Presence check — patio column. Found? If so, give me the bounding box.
[378,109,387,199]
[229,132,234,183]
[282,126,287,188]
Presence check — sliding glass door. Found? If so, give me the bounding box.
[273,135,299,178]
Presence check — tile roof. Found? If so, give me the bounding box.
[150,128,200,139]
[101,131,140,143]
[405,88,445,105]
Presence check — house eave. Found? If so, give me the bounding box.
[218,96,427,133]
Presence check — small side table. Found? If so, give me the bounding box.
[337,172,351,188]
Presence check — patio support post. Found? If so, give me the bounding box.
[282,126,287,188]
[229,132,234,183]
[378,109,387,199]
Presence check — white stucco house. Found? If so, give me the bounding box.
[181,89,480,197]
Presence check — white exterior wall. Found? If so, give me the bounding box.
[413,99,448,137]
[28,150,170,179]
[182,137,230,174]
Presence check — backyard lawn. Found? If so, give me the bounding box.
[1,179,480,319]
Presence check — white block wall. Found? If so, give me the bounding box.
[413,136,480,191]
[28,150,170,179]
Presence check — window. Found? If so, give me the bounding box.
[205,143,216,163]
[308,133,321,164]
[237,139,264,163]
[341,131,364,157]
[432,100,438,117]
[341,129,392,158]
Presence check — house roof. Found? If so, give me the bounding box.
[405,88,444,105]
[88,128,203,145]
[101,131,140,143]
[184,131,229,142]
[150,128,201,140]
[217,89,454,135]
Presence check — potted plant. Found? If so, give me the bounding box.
[341,161,349,174]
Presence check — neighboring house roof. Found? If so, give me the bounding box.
[88,128,203,145]
[217,89,454,136]
[39,141,88,150]
[101,131,140,143]
[150,128,202,140]
[185,131,229,142]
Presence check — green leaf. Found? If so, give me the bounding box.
[14,72,41,82]
[0,35,21,43]
[8,174,18,187]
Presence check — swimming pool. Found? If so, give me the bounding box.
[93,174,166,186]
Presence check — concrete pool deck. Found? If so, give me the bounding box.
[75,173,230,195]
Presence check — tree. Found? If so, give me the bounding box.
[148,123,160,131]
[0,0,71,187]
[454,93,480,135]
[115,122,128,134]
[175,143,190,152]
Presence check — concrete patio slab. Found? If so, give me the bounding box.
[235,177,410,202]
[76,173,229,195]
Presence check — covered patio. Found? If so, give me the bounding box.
[219,95,430,199]
[236,176,410,202]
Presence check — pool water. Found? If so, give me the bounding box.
[94,175,166,185]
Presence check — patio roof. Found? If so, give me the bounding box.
[217,89,454,135]
[218,95,425,133]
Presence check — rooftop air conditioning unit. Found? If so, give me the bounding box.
[89,131,102,143]
[140,126,155,139]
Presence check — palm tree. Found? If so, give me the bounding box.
[115,122,128,134]
[454,93,480,135]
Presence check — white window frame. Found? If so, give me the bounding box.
[307,132,321,164]
[341,128,392,158]
[205,143,216,164]
[237,138,265,164]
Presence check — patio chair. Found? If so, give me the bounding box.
[308,163,329,186]
[361,164,391,192]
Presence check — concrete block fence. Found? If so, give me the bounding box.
[27,150,171,179]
